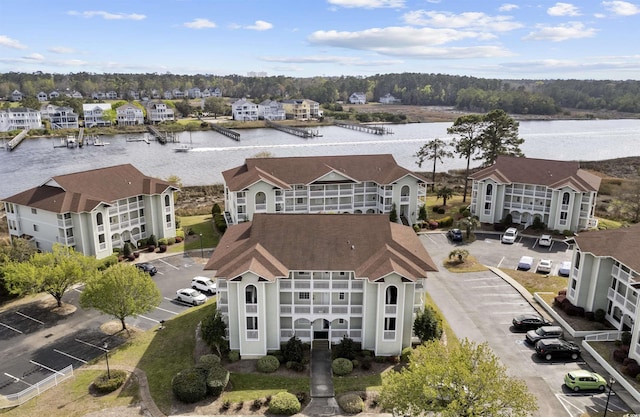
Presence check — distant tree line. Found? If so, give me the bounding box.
[1,71,639,115]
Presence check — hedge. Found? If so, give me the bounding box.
[197,354,221,372]
[337,393,364,414]
[172,368,208,403]
[268,392,301,415]
[92,370,127,394]
[332,358,353,376]
[257,355,280,373]
[206,364,230,397]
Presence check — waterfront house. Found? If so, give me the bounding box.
[2,164,178,260]
[379,93,401,104]
[0,107,42,132]
[172,89,186,100]
[565,224,640,361]
[468,156,600,233]
[116,103,144,126]
[40,105,79,129]
[257,99,285,120]
[222,154,429,226]
[188,88,202,99]
[349,92,367,104]
[83,103,112,128]
[11,90,23,102]
[145,101,175,124]
[281,99,321,120]
[106,91,118,100]
[205,213,437,358]
[232,98,259,121]
[49,91,60,100]
[37,92,48,102]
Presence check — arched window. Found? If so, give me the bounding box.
[401,185,410,197]
[562,192,570,205]
[96,212,103,225]
[255,192,266,204]
[245,285,257,304]
[385,286,398,305]
[164,194,170,206]
[486,184,493,196]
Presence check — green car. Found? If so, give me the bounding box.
[564,370,607,392]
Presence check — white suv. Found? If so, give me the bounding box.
[191,276,217,295]
[501,227,518,244]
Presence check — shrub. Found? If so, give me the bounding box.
[296,391,308,404]
[98,254,119,271]
[257,355,280,373]
[332,358,354,376]
[624,361,640,378]
[147,245,156,253]
[337,393,364,414]
[268,392,301,415]
[283,336,304,363]
[361,350,372,358]
[613,347,629,363]
[158,238,168,246]
[621,331,632,346]
[413,224,420,232]
[401,347,413,363]
[175,236,184,243]
[418,205,428,221]
[212,203,222,215]
[361,357,372,370]
[172,368,208,403]
[198,354,221,371]
[228,350,240,362]
[595,309,606,323]
[351,359,359,369]
[437,216,453,227]
[502,213,513,226]
[137,238,148,247]
[148,234,158,247]
[585,311,595,321]
[335,336,357,360]
[92,370,127,394]
[432,206,440,212]
[436,207,446,215]
[286,361,305,372]
[158,244,167,253]
[428,220,438,230]
[167,237,176,245]
[206,364,230,396]
[252,398,263,410]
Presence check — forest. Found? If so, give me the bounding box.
[1,71,640,115]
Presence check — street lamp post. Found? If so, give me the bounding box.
[603,376,615,417]
[199,233,204,258]
[103,342,111,379]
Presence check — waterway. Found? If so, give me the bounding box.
[1,119,639,199]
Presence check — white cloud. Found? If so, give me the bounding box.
[48,46,76,54]
[523,22,597,41]
[403,10,523,32]
[498,3,519,12]
[23,53,44,61]
[261,55,401,65]
[601,1,640,15]
[246,20,273,31]
[67,10,146,20]
[184,18,216,29]
[0,35,27,49]
[327,0,405,8]
[548,3,581,16]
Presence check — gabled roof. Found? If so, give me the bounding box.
[2,164,175,213]
[222,154,428,191]
[469,156,601,192]
[573,224,640,275]
[82,103,112,112]
[204,214,438,281]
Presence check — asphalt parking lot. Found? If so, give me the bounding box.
[0,251,214,398]
[422,231,633,417]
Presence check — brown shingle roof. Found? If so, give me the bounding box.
[222,154,428,191]
[3,164,175,213]
[469,156,601,192]
[574,224,640,274]
[205,214,438,281]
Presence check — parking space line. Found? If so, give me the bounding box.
[469,284,512,289]
[155,306,179,315]
[16,311,44,325]
[53,349,87,364]
[75,338,107,351]
[158,258,179,270]
[0,321,23,334]
[139,315,160,323]
[4,372,32,386]
[29,360,65,376]
[497,256,505,268]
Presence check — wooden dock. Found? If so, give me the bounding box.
[209,123,240,141]
[147,126,178,144]
[334,121,392,135]
[6,129,29,151]
[77,128,85,147]
[265,120,320,138]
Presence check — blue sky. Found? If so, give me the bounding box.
[1,0,639,80]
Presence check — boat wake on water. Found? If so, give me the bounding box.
[190,137,427,152]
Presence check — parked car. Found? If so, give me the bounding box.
[564,370,606,392]
[512,313,552,331]
[176,288,207,305]
[135,262,157,276]
[535,338,581,361]
[538,234,552,247]
[501,227,518,244]
[526,325,563,344]
[559,261,572,277]
[191,276,217,294]
[517,256,534,271]
[447,228,463,242]
[536,259,553,274]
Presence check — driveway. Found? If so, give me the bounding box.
[421,231,634,417]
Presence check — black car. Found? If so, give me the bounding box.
[512,314,552,331]
[135,262,157,276]
[535,338,581,361]
[447,228,463,242]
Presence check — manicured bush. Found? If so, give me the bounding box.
[332,358,354,376]
[137,238,148,247]
[335,336,357,360]
[401,347,413,363]
[228,350,240,362]
[172,368,208,403]
[428,220,438,230]
[257,355,280,373]
[147,245,156,253]
[92,370,127,394]
[285,361,305,372]
[268,392,301,415]
[148,234,158,247]
[98,254,119,271]
[283,336,304,363]
[167,237,176,245]
[175,235,184,243]
[595,309,606,323]
[613,347,629,363]
[585,311,595,321]
[158,238,168,246]
[206,364,230,396]
[351,359,359,369]
[437,216,453,227]
[413,224,420,232]
[621,331,632,346]
[212,203,222,215]
[361,357,372,370]
[158,244,167,253]
[436,207,446,215]
[197,354,221,372]
[337,393,365,414]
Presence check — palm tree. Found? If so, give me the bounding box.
[436,186,454,207]
[449,248,470,263]
[459,216,481,239]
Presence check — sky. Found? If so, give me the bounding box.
[1,0,639,80]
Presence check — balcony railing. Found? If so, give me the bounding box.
[246,305,258,314]
[255,203,267,211]
[350,306,362,314]
[332,306,348,314]
[385,305,397,315]
[246,330,259,339]
[57,218,72,228]
[383,331,395,340]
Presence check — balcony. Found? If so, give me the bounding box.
[57,218,72,228]
[383,331,395,340]
[246,305,258,314]
[400,196,410,203]
[255,203,267,212]
[332,306,348,314]
[385,305,397,315]
[246,330,259,339]
[313,306,330,314]
[351,306,362,314]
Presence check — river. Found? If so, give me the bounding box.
[1,119,639,199]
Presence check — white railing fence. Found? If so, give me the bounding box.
[0,364,74,409]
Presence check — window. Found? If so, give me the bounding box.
[339,292,345,300]
[299,292,310,300]
[339,319,344,324]
[246,316,258,330]
[575,252,581,269]
[560,212,568,220]
[99,234,105,243]
[96,212,103,225]
[486,184,493,196]
[385,286,398,305]
[245,285,257,304]
[164,195,170,206]
[562,192,570,205]
[484,202,491,211]
[31,208,37,214]
[384,317,396,331]
[33,224,38,232]
[255,191,266,204]
[166,214,171,223]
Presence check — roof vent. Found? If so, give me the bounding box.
[351,245,355,250]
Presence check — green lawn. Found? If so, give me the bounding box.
[169,214,219,253]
